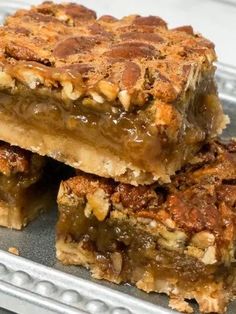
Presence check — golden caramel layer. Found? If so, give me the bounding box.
[0,74,227,184]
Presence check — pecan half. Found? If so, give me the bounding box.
[121,32,164,43]
[89,23,112,38]
[53,36,100,58]
[133,15,167,28]
[105,42,156,59]
[172,25,194,35]
[98,15,118,23]
[122,61,141,89]
[65,4,96,20]
[5,42,50,65]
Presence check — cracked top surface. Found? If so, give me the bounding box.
[0,1,216,110]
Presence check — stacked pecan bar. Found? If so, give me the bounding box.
[57,139,236,314]
[0,1,234,313]
[0,141,54,229]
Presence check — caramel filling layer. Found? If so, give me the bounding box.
[57,203,232,292]
[0,76,225,176]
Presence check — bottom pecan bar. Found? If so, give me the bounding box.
[56,139,236,314]
[0,141,56,229]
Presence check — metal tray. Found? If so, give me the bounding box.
[0,2,236,314]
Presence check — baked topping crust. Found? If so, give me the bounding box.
[0,1,216,110]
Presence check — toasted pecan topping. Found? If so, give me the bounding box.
[168,187,220,233]
[112,184,161,211]
[0,2,216,110]
[63,173,115,198]
[35,2,96,22]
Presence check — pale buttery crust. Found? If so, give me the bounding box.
[56,239,232,314]
[56,140,236,313]
[0,190,53,230]
[0,201,23,230]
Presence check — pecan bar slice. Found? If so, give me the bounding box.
[0,2,228,185]
[57,139,236,313]
[0,141,54,229]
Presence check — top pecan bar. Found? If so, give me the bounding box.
[0,2,228,185]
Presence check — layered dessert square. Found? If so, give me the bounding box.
[0,2,228,185]
[0,141,53,229]
[57,139,236,313]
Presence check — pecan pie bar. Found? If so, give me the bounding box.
[0,141,54,229]
[57,139,236,313]
[0,2,228,185]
